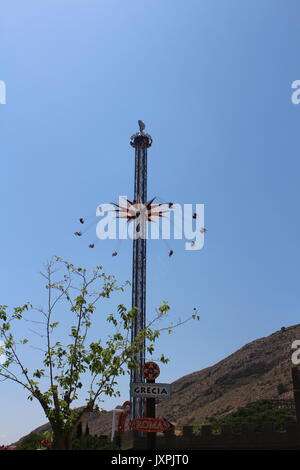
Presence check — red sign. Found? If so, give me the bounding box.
[129,418,172,433]
[117,401,131,435]
[143,362,160,380]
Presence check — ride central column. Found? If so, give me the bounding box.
[130,123,152,421]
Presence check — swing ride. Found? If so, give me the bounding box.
[73,122,206,421]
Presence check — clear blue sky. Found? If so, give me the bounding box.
[1,0,300,444]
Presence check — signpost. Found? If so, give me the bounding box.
[129,361,172,449]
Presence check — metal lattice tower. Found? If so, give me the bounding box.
[130,124,152,421]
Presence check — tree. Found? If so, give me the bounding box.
[206,399,295,433]
[72,434,119,450]
[17,430,53,450]
[17,432,43,450]
[76,422,83,439]
[0,256,198,450]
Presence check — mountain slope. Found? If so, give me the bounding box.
[157,323,298,424]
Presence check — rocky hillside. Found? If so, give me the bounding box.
[157,323,299,425]
[21,323,300,439]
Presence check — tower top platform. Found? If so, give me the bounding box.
[130,132,152,148]
[130,120,152,148]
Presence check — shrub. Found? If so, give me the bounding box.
[72,434,119,450]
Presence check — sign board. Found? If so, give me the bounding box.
[117,401,131,435]
[129,418,173,433]
[131,382,171,398]
[143,362,160,380]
